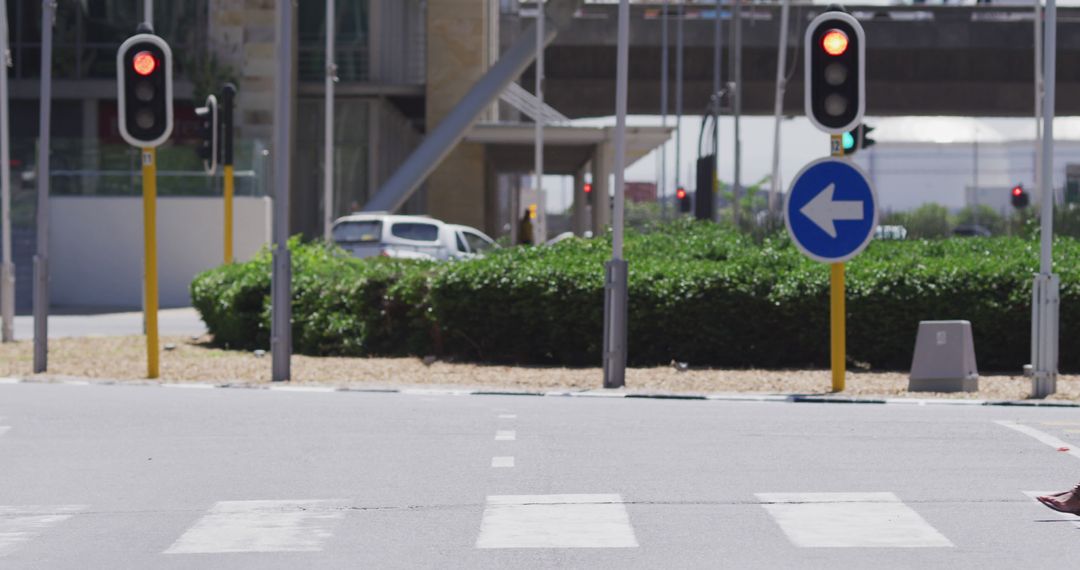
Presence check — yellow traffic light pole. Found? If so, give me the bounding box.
[830,133,845,392]
[142,148,159,379]
[224,164,234,264]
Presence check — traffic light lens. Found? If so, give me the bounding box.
[135,109,155,130]
[676,188,686,199]
[824,94,848,116]
[822,30,849,56]
[584,183,592,194]
[1013,187,1022,196]
[133,51,157,76]
[134,81,154,102]
[842,132,855,150]
[824,63,847,86]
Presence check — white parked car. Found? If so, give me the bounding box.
[331,213,497,261]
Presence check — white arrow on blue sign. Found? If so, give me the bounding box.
[784,157,879,264]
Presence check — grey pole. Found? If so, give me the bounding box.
[972,130,979,229]
[768,0,789,218]
[323,0,336,240]
[674,4,683,205]
[730,0,742,227]
[535,0,544,244]
[713,0,722,221]
[143,0,152,26]
[34,0,55,372]
[271,0,293,382]
[603,0,630,390]
[1032,0,1058,397]
[659,0,668,221]
[0,0,13,343]
[1034,0,1043,212]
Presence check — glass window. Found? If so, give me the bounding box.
[464,231,494,253]
[390,222,439,242]
[456,232,469,253]
[333,220,382,243]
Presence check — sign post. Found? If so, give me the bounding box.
[221,83,236,264]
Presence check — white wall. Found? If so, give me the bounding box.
[50,196,271,308]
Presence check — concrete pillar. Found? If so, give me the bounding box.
[591,142,612,234]
[425,0,498,229]
[572,165,588,236]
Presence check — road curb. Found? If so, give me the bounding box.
[2,376,1078,408]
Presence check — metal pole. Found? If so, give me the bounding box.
[271,0,293,382]
[769,0,789,218]
[142,148,159,379]
[659,0,668,221]
[972,130,979,230]
[222,83,236,263]
[674,4,683,206]
[1032,0,1058,398]
[713,0,722,221]
[323,0,336,241]
[33,0,54,373]
[1034,0,1043,212]
[731,0,742,227]
[535,0,544,244]
[0,0,13,343]
[830,133,845,392]
[603,0,630,390]
[143,0,152,27]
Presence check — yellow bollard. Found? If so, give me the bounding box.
[224,163,234,264]
[142,148,159,379]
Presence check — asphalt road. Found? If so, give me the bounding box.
[12,308,206,340]
[2,382,1080,568]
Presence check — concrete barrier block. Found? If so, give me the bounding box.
[909,320,979,393]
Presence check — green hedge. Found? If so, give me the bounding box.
[191,223,1080,371]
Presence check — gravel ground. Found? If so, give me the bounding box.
[1,335,1078,402]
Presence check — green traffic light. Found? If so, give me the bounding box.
[842,131,855,150]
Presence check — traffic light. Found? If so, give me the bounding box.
[1011,185,1030,209]
[804,10,865,134]
[583,182,593,204]
[677,186,691,213]
[117,29,173,148]
[195,94,218,174]
[220,83,237,167]
[842,123,876,156]
[695,155,716,221]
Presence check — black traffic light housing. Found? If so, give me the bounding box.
[695,155,716,221]
[842,123,876,156]
[220,83,237,167]
[805,10,865,134]
[195,95,218,174]
[117,30,173,148]
[1011,185,1030,209]
[677,187,691,213]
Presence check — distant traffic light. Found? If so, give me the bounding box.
[583,182,593,204]
[805,10,865,134]
[194,94,218,174]
[842,123,876,156]
[117,30,173,148]
[677,186,690,213]
[1011,185,1030,209]
[695,155,716,221]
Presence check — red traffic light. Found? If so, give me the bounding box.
[822,30,849,56]
[676,187,687,200]
[133,51,157,76]
[1012,186,1023,197]
[584,183,592,194]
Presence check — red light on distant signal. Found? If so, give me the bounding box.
[584,183,592,194]
[1012,186,1023,197]
[133,51,157,76]
[676,188,687,200]
[821,29,849,57]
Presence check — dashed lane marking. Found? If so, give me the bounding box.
[491,456,515,468]
[495,430,516,441]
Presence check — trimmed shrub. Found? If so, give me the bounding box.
[190,222,1080,371]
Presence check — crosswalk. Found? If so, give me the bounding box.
[0,492,1065,557]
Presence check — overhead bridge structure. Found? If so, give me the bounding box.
[509,2,1078,118]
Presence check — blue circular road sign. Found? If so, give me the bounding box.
[784,157,878,263]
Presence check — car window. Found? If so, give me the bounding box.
[464,231,493,253]
[390,222,440,242]
[455,232,469,253]
[332,221,382,243]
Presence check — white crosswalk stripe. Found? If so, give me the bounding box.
[757,492,954,548]
[165,500,347,554]
[0,505,86,557]
[476,494,638,548]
